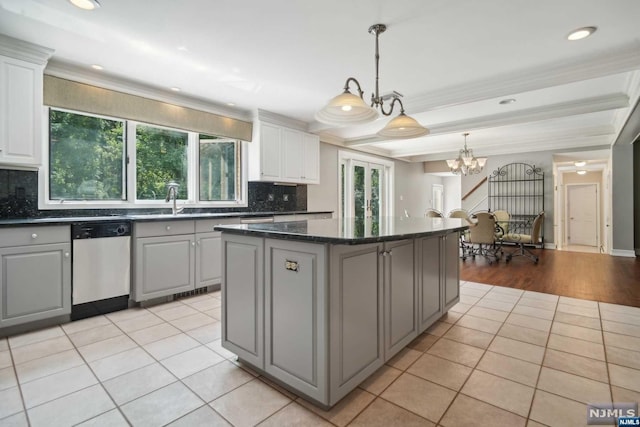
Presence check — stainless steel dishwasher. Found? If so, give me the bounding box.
[71,221,131,320]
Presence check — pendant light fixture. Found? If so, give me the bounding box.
[69,0,101,10]
[315,24,429,140]
[446,133,488,176]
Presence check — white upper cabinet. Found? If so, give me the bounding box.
[248,113,320,184]
[0,35,53,168]
[256,122,282,181]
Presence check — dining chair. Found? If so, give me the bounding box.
[462,211,501,264]
[502,211,545,263]
[492,209,510,239]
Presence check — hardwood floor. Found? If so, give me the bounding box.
[460,247,640,307]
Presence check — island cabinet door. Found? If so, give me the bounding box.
[328,243,384,406]
[443,232,461,310]
[221,234,264,368]
[418,235,442,333]
[383,239,418,361]
[264,239,327,402]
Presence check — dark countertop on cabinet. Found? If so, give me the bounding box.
[0,211,333,228]
[215,217,469,245]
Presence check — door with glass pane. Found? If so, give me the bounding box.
[349,161,385,237]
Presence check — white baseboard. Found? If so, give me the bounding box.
[611,249,636,258]
[544,243,556,250]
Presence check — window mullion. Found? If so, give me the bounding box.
[188,132,198,204]
[127,121,138,203]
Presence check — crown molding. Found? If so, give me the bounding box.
[0,34,54,65]
[254,109,308,131]
[611,70,640,145]
[45,59,253,122]
[407,135,613,162]
[403,41,640,114]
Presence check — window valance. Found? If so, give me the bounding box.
[43,75,253,141]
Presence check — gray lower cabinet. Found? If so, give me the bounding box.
[133,219,238,301]
[265,239,327,402]
[0,226,71,329]
[418,235,442,332]
[221,230,460,407]
[329,242,384,405]
[221,234,264,368]
[134,234,195,300]
[444,232,461,309]
[383,239,418,360]
[196,231,221,288]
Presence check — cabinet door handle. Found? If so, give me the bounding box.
[191,241,196,247]
[166,226,171,231]
[196,240,201,246]
[31,233,38,239]
[64,252,70,258]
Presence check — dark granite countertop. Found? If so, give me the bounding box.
[0,211,333,228]
[215,217,469,245]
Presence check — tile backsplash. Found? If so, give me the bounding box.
[0,169,307,219]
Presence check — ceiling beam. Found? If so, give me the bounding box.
[343,93,628,148]
[309,41,640,135]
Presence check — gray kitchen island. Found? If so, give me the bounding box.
[215,217,468,408]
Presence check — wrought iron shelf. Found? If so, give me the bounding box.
[488,162,544,244]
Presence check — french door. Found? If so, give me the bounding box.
[340,152,392,237]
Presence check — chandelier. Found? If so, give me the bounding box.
[315,24,429,139]
[446,133,488,176]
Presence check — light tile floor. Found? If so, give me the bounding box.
[1,283,639,426]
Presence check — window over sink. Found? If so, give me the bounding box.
[42,108,246,209]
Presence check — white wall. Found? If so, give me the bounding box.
[442,176,461,215]
[307,142,438,218]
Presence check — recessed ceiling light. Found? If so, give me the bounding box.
[177,46,188,52]
[567,26,597,41]
[226,102,235,107]
[574,161,586,167]
[577,170,588,175]
[499,98,516,105]
[91,64,103,70]
[69,0,101,10]
[170,87,181,92]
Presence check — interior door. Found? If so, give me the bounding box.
[567,184,598,246]
[351,161,385,237]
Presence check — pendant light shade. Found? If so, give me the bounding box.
[69,0,101,10]
[315,91,379,125]
[376,112,430,139]
[316,24,429,139]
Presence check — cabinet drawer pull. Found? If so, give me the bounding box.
[285,260,299,272]
[64,252,70,258]
[191,241,196,247]
[166,226,171,231]
[31,233,38,239]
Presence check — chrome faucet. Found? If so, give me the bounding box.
[165,181,184,215]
